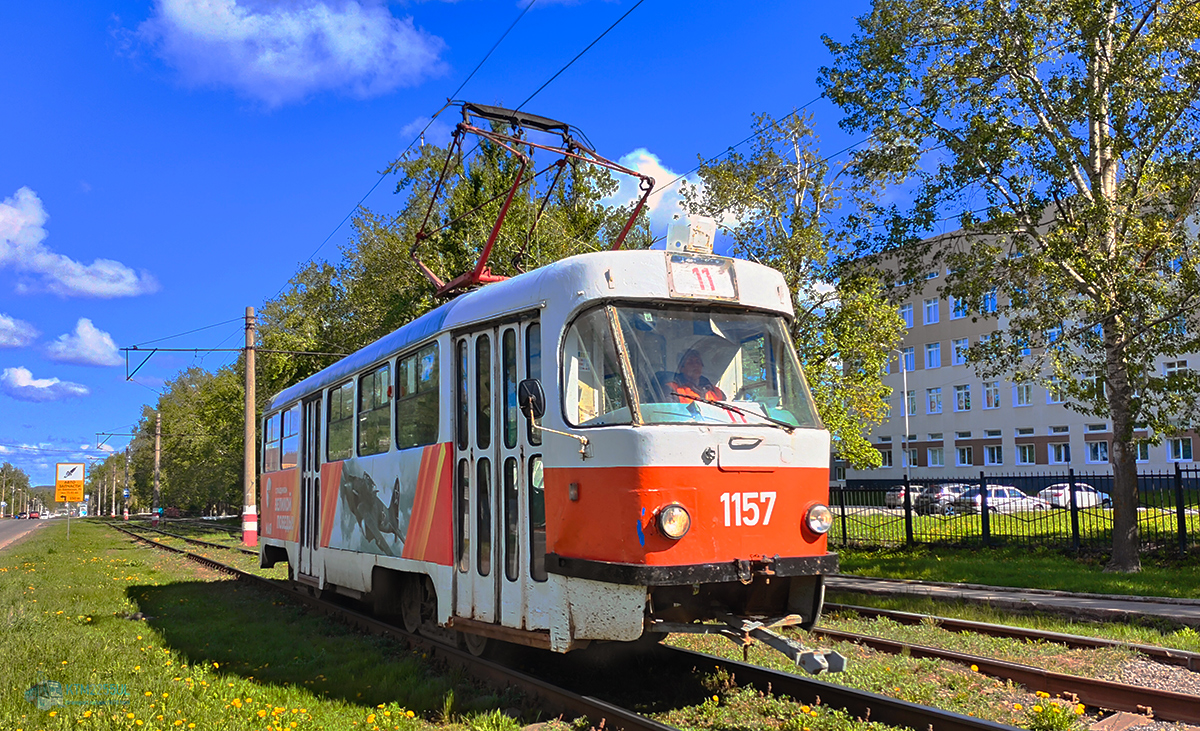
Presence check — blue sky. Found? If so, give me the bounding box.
[0,0,869,486]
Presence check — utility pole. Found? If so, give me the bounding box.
[243,306,258,547]
[153,411,161,527]
[123,448,130,521]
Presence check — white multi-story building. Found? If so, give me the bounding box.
[843,259,1198,481]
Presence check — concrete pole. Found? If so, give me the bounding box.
[123,448,130,520]
[153,411,161,526]
[243,306,258,547]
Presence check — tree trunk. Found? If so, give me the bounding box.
[1104,326,1141,572]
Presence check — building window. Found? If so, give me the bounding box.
[952,338,968,365]
[906,390,917,417]
[902,347,915,372]
[1164,360,1188,376]
[1047,377,1065,404]
[927,387,942,414]
[880,449,893,467]
[950,295,968,319]
[982,289,998,313]
[925,342,941,369]
[983,381,1000,409]
[1086,423,1107,432]
[1050,425,1069,434]
[928,447,945,467]
[1086,441,1109,463]
[928,432,943,440]
[923,298,940,325]
[1014,383,1032,406]
[878,435,892,443]
[984,429,1001,438]
[985,445,1003,466]
[1083,370,1105,398]
[956,446,973,466]
[955,430,972,439]
[905,448,918,467]
[1046,325,1063,343]
[1015,427,1034,436]
[1168,437,1193,462]
[899,303,913,328]
[954,384,971,411]
[1017,444,1035,465]
[1050,443,1071,464]
[926,270,940,279]
[1136,441,1150,462]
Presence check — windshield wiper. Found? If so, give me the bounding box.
[670,391,795,433]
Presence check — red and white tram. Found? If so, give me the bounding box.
[258,243,839,665]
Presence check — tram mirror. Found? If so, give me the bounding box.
[518,379,546,420]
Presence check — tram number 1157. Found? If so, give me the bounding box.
[719,491,777,527]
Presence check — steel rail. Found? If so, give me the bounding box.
[108,524,677,731]
[107,524,1033,731]
[825,602,1200,671]
[810,627,1199,723]
[658,646,1017,731]
[121,521,257,555]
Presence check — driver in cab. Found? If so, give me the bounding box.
[667,349,726,403]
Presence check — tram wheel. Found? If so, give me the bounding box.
[399,576,432,634]
[459,631,489,657]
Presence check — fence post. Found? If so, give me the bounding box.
[836,483,848,549]
[903,474,914,547]
[980,471,991,546]
[1176,462,1187,556]
[1068,468,1080,552]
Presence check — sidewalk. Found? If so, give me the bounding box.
[827,574,1200,628]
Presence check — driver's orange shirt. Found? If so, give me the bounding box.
[667,379,726,402]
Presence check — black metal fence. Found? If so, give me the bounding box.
[830,464,1200,553]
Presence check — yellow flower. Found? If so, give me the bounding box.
[258,710,268,718]
[368,714,376,723]
[83,711,92,718]
[1076,705,1085,715]
[800,706,810,713]
[127,713,136,719]
[163,693,169,698]
[189,725,195,729]
[406,711,415,718]
[175,722,183,726]
[213,662,219,668]
[1036,691,1050,698]
[136,721,144,726]
[970,664,979,672]
[1013,703,1023,711]
[134,665,141,671]
[1033,706,1043,713]
[48,712,57,717]
[145,691,153,697]
[711,695,719,703]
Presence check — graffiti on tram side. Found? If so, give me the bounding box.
[260,471,299,542]
[318,442,454,564]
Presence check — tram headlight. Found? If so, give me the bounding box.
[806,503,833,535]
[657,504,691,539]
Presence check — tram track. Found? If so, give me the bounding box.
[107,523,1028,731]
[120,520,256,556]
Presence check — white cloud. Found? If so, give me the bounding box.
[138,0,447,107]
[0,187,159,298]
[46,318,123,367]
[0,367,90,402]
[0,313,38,347]
[604,148,703,240]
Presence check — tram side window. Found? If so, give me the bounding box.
[563,308,630,427]
[477,458,491,577]
[528,455,546,581]
[358,363,392,457]
[476,335,492,449]
[502,329,518,449]
[526,323,542,446]
[457,459,470,573]
[396,343,439,450]
[281,405,300,470]
[263,413,281,473]
[503,456,519,582]
[326,381,354,462]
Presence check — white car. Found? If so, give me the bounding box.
[951,486,1052,514]
[1037,483,1111,509]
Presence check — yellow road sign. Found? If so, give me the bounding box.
[55,463,85,502]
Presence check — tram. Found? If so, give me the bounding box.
[257,104,840,669]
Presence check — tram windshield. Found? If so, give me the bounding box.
[562,304,822,429]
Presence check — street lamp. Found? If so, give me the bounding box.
[892,348,910,475]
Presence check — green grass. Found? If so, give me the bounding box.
[835,544,1200,597]
[0,522,545,731]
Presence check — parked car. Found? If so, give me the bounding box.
[28,511,40,520]
[951,486,1052,514]
[15,512,27,519]
[1036,482,1111,509]
[914,483,973,515]
[884,486,911,509]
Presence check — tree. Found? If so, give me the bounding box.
[1,462,31,516]
[685,112,905,468]
[821,0,1200,570]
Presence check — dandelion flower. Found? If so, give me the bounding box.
[1076,705,1085,715]
[48,712,56,717]
[406,711,415,718]
[970,664,979,672]
[1013,703,1023,711]
[1033,706,1043,713]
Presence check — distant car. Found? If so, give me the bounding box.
[1037,483,1111,509]
[914,483,973,515]
[15,512,27,519]
[951,486,1051,514]
[884,486,911,508]
[28,511,40,520]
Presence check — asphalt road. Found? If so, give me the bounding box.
[0,517,44,551]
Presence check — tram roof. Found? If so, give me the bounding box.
[265,249,791,412]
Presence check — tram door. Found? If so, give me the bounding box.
[454,320,539,626]
[298,395,322,579]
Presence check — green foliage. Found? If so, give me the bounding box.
[1023,693,1085,731]
[820,0,1200,570]
[685,112,904,468]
